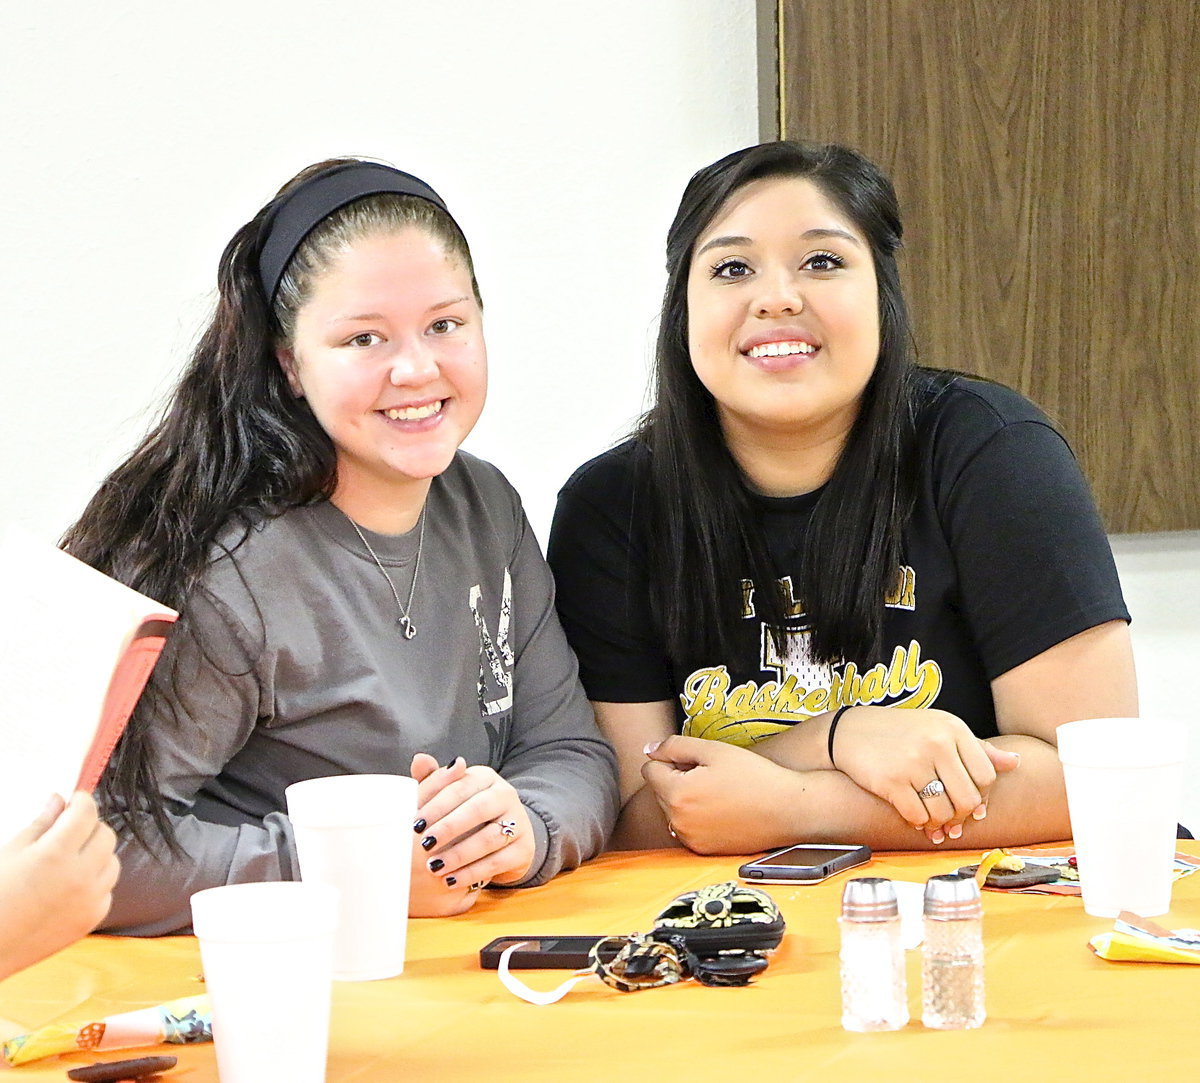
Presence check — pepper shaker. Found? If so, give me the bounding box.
[839,877,908,1031]
[922,873,985,1029]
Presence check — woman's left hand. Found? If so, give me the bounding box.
[642,736,806,855]
[827,707,1019,842]
[410,752,536,893]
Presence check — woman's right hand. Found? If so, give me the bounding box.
[407,755,476,916]
[829,707,1019,842]
[0,791,120,981]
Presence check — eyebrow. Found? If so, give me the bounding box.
[430,295,472,312]
[695,227,863,258]
[328,296,472,325]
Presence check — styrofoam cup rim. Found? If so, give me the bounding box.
[1057,717,1187,768]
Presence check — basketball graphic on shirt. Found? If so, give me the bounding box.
[678,563,944,745]
[682,709,789,748]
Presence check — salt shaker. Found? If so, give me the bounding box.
[921,873,985,1029]
[839,877,909,1031]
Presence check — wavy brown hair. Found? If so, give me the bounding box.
[62,159,477,847]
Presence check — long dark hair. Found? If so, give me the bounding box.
[62,158,477,846]
[640,140,918,669]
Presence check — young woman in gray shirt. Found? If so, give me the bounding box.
[63,160,618,935]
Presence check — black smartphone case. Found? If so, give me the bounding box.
[479,936,615,969]
[739,844,871,882]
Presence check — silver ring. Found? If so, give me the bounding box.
[498,818,518,839]
[918,779,946,799]
[467,880,488,894]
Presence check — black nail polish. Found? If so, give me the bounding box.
[421,835,437,851]
[428,857,444,872]
[443,756,459,770]
[445,876,458,887]
[413,818,427,834]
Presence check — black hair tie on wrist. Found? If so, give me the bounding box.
[826,705,856,769]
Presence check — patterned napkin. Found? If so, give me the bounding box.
[1,993,211,1067]
[969,847,1200,896]
[1090,913,1200,964]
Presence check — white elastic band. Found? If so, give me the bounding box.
[496,941,593,1005]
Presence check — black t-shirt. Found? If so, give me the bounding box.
[547,372,1129,743]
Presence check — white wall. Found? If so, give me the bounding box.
[0,0,759,544]
[1110,532,1200,831]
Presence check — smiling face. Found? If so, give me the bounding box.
[277,227,486,529]
[685,175,880,491]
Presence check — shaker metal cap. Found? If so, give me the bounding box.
[841,876,899,921]
[923,872,983,919]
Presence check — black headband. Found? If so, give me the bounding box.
[256,161,451,305]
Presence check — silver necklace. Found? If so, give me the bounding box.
[343,508,426,639]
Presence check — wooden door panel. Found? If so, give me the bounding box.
[779,0,1199,532]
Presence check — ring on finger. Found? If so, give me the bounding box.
[467,880,489,894]
[497,818,518,840]
[917,779,946,800]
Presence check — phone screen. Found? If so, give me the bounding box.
[479,936,613,969]
[499,937,595,954]
[755,846,862,867]
[738,843,871,883]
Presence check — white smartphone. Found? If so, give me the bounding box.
[737,843,871,884]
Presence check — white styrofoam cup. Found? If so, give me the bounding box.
[1058,717,1186,917]
[286,773,417,980]
[191,880,339,1082]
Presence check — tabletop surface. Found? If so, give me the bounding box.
[2,844,1197,1081]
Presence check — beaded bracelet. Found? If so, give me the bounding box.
[826,705,856,769]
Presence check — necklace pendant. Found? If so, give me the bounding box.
[342,506,425,645]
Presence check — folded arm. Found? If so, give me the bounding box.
[609,621,1135,853]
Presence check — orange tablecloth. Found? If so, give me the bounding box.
[2,845,1198,1080]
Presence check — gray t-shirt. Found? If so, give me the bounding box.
[105,452,618,934]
